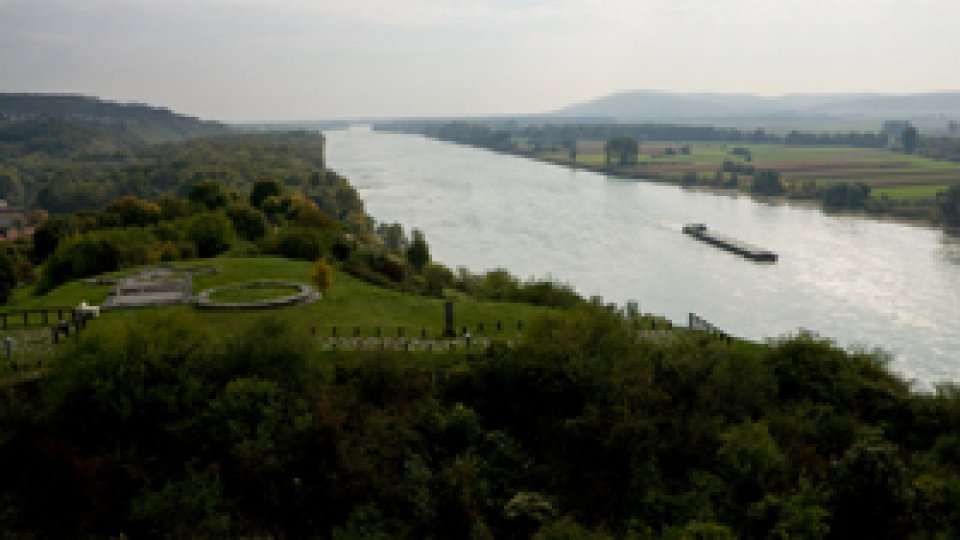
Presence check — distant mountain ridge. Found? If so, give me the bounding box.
[552,91,960,129]
[0,93,227,142]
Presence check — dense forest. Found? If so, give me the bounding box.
[0,93,232,211]
[0,93,226,144]
[2,306,960,537]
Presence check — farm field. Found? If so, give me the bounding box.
[542,141,960,201]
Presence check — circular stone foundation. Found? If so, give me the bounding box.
[195,280,319,310]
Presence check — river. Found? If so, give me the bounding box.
[325,126,960,386]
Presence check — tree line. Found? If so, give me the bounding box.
[376,121,892,151]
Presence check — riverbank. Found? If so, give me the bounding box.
[528,150,952,231]
[376,125,957,231]
[327,127,960,386]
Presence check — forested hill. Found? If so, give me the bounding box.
[0,93,228,155]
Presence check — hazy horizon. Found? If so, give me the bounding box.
[2,0,959,122]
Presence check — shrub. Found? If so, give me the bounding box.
[276,227,325,261]
[185,212,236,258]
[311,258,334,293]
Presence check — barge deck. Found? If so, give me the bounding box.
[682,224,778,262]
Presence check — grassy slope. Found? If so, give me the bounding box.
[4,256,551,339]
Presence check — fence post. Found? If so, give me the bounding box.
[444,301,455,338]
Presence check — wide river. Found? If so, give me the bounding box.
[326,126,960,387]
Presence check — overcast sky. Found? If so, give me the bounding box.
[1,0,959,122]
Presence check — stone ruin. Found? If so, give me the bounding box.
[99,266,217,309]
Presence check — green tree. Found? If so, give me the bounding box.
[104,195,162,227]
[406,229,430,272]
[188,180,230,210]
[275,227,324,260]
[938,185,960,227]
[225,202,268,241]
[421,262,454,297]
[821,182,870,209]
[751,170,784,195]
[249,178,284,209]
[30,215,76,263]
[0,250,16,304]
[186,212,235,257]
[157,195,191,220]
[901,125,919,154]
[603,137,639,167]
[829,438,910,539]
[0,171,23,203]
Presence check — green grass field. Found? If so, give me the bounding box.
[208,283,302,303]
[872,184,949,200]
[4,256,553,339]
[0,256,562,378]
[540,141,960,202]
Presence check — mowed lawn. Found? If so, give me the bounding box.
[4,257,553,339]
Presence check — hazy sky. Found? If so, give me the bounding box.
[2,0,959,122]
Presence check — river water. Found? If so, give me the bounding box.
[325,126,960,386]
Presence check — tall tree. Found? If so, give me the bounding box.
[751,170,785,196]
[188,180,230,210]
[406,229,430,272]
[0,250,15,304]
[938,185,960,227]
[901,126,920,154]
[249,178,284,209]
[603,137,639,167]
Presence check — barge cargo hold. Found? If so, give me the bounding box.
[682,223,778,262]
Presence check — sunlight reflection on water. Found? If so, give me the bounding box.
[327,127,960,388]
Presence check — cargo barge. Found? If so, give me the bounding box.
[682,223,778,262]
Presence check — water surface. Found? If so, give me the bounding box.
[326,127,960,386]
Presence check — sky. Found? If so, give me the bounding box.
[1,0,959,122]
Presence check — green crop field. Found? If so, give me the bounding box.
[872,184,949,201]
[540,141,960,201]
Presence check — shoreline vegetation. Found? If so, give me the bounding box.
[372,121,960,232]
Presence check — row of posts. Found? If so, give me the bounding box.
[311,320,523,339]
[3,309,91,372]
[0,308,69,330]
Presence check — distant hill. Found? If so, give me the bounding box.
[552,91,960,131]
[0,93,229,153]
